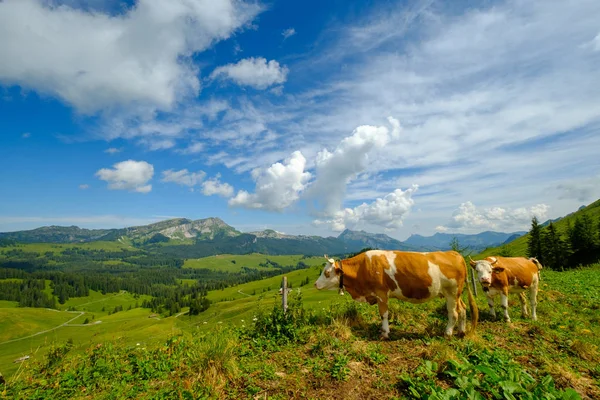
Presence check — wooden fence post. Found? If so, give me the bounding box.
[470,267,478,296]
[282,276,288,314]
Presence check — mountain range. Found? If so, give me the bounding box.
[0,218,525,257]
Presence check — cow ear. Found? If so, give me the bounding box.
[492,266,505,274]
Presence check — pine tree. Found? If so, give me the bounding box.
[569,215,596,263]
[527,217,543,262]
[541,222,567,270]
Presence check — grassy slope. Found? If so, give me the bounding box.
[2,264,599,399]
[477,199,600,258]
[183,253,323,272]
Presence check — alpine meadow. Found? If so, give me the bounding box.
[2,0,600,399]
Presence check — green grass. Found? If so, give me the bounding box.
[183,253,323,272]
[0,307,183,378]
[0,308,77,343]
[60,290,152,313]
[4,263,600,399]
[3,261,600,399]
[0,300,18,308]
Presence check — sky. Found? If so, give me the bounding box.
[1,0,599,240]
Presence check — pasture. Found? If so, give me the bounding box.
[2,262,599,398]
[183,253,323,273]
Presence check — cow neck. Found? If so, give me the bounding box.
[337,257,361,298]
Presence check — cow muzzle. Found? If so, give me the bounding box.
[480,280,491,287]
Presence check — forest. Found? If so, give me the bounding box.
[0,246,313,316]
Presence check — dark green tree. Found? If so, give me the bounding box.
[541,222,568,270]
[527,217,543,262]
[569,215,597,264]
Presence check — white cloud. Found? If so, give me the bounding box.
[190,0,600,237]
[202,177,234,197]
[229,151,311,211]
[79,184,89,190]
[307,117,401,216]
[21,132,31,138]
[438,201,550,232]
[282,28,296,40]
[161,169,205,187]
[96,160,154,193]
[104,147,122,154]
[210,57,289,89]
[314,185,418,231]
[138,138,176,151]
[177,142,204,154]
[0,0,261,114]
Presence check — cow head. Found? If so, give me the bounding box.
[314,255,342,290]
[469,256,505,287]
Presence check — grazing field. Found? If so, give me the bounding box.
[183,253,323,272]
[2,263,599,399]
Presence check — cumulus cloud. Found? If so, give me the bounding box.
[229,151,311,211]
[202,177,234,197]
[0,0,261,114]
[96,160,154,193]
[210,57,289,89]
[161,169,205,187]
[79,184,89,190]
[282,28,296,40]
[104,147,122,154]
[437,201,550,232]
[307,117,401,216]
[314,185,418,231]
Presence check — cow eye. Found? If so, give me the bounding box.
[325,271,330,278]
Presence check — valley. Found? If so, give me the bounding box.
[1,202,600,398]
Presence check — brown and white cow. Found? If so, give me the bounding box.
[314,250,478,338]
[469,256,542,322]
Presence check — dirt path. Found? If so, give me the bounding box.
[0,311,86,346]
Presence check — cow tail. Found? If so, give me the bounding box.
[530,257,543,281]
[465,260,479,334]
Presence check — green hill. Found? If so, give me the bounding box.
[1,263,599,399]
[477,199,600,259]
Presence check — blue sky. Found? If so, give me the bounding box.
[1,0,600,240]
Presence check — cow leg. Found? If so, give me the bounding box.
[530,281,538,321]
[444,295,458,337]
[501,290,511,322]
[377,298,390,339]
[519,292,529,318]
[486,293,497,319]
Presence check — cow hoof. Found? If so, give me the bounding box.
[379,334,390,341]
[456,331,466,338]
